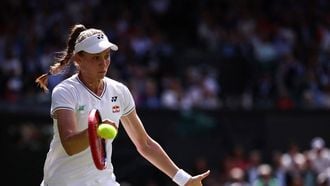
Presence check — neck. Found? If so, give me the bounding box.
[78,73,104,95]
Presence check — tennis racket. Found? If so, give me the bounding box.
[88,108,107,170]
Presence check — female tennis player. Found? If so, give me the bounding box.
[36,24,210,186]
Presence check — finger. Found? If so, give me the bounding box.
[102,119,117,129]
[198,170,210,180]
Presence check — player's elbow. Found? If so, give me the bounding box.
[63,145,76,156]
[66,150,75,156]
[61,140,81,156]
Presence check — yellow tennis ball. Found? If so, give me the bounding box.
[97,123,117,139]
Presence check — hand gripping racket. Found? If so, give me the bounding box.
[88,109,107,170]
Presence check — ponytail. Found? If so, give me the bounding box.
[35,24,86,92]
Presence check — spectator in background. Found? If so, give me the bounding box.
[317,167,330,186]
[307,137,330,176]
[224,167,250,186]
[1,0,330,111]
[246,150,263,185]
[301,158,318,186]
[275,53,305,110]
[271,151,287,186]
[1,50,23,103]
[252,164,278,186]
[161,77,184,109]
[281,142,306,185]
[229,144,249,171]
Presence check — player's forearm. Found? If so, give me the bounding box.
[137,137,179,178]
[61,129,89,155]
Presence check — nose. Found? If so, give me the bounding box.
[99,58,110,67]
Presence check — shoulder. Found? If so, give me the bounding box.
[104,77,129,92]
[52,75,79,96]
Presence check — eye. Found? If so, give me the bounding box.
[92,56,100,60]
[105,54,110,60]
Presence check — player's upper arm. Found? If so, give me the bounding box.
[51,84,77,118]
[120,109,150,148]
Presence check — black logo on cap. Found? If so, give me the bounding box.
[97,34,104,39]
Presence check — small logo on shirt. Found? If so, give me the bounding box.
[112,105,120,113]
[111,96,118,102]
[78,105,85,111]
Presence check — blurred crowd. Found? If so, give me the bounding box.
[3,1,330,185]
[9,118,330,186]
[196,137,330,186]
[1,0,330,110]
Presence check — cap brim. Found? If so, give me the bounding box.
[84,40,118,54]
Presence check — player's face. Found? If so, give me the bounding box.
[77,49,111,80]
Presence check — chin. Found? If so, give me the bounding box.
[100,73,107,78]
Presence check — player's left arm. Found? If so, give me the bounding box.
[120,109,179,177]
[120,109,210,185]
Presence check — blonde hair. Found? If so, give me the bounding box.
[35,24,86,91]
[35,25,107,91]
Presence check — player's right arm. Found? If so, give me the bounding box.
[52,84,89,156]
[55,109,89,156]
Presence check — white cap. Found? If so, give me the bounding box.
[74,33,118,54]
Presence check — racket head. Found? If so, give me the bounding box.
[88,109,107,170]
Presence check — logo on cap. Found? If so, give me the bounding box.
[97,34,104,39]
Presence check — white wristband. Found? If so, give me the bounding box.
[172,169,192,186]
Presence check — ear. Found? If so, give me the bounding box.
[73,53,82,63]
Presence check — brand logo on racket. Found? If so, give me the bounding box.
[112,105,120,113]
